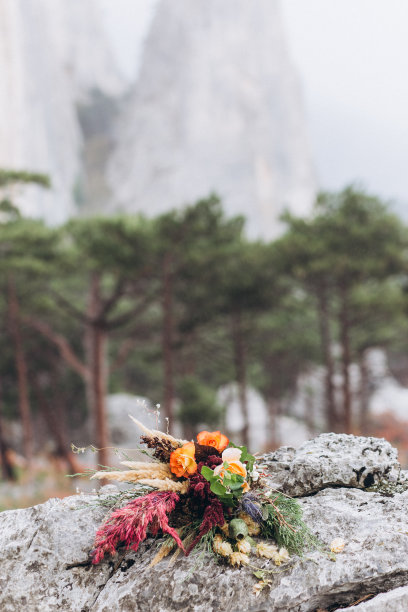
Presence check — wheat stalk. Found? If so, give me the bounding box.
[128,415,187,446]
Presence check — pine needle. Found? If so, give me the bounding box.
[261,493,318,556]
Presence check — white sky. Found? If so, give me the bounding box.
[100,0,408,215]
[283,0,408,215]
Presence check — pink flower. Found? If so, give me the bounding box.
[91,491,184,564]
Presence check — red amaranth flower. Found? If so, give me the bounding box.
[205,455,223,468]
[189,457,224,501]
[196,456,222,474]
[188,472,212,500]
[91,491,184,564]
[186,497,225,555]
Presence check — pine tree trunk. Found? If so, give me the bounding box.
[89,274,109,468]
[162,254,174,431]
[0,377,15,480]
[31,375,82,474]
[182,330,197,376]
[317,289,337,432]
[84,283,96,438]
[7,276,33,465]
[91,324,109,467]
[339,287,352,433]
[359,350,370,435]
[232,311,250,447]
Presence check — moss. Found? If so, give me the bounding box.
[365,472,408,497]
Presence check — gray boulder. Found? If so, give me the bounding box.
[0,434,407,611]
[261,432,399,496]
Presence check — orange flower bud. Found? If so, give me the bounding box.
[196,430,229,452]
[169,442,197,478]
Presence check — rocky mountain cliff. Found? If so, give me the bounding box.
[0,0,124,223]
[108,0,316,238]
[0,0,316,235]
[1,434,407,611]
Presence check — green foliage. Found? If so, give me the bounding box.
[262,493,318,555]
[350,279,408,355]
[72,485,153,511]
[200,465,245,505]
[276,186,408,429]
[228,442,256,472]
[0,217,59,275]
[177,376,221,428]
[63,214,153,274]
[315,187,406,285]
[2,179,408,457]
[0,169,50,189]
[250,292,320,399]
[279,185,407,289]
[0,199,21,221]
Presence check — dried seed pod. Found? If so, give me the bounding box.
[256,541,279,560]
[220,522,230,537]
[140,435,178,463]
[229,552,249,567]
[236,539,251,554]
[213,536,233,558]
[228,518,249,540]
[238,511,261,536]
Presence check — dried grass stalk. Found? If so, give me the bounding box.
[90,470,150,483]
[128,415,187,446]
[150,538,177,567]
[137,478,189,494]
[120,461,173,480]
[168,530,195,567]
[168,546,182,567]
[120,461,165,470]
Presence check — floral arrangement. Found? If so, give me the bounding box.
[88,417,316,586]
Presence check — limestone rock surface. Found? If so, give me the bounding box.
[1,434,407,612]
[261,432,399,496]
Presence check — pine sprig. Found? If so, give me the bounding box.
[261,492,318,555]
[71,485,154,512]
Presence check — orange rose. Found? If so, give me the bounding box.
[169,442,197,478]
[196,430,229,452]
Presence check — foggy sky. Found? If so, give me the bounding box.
[100,0,408,215]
